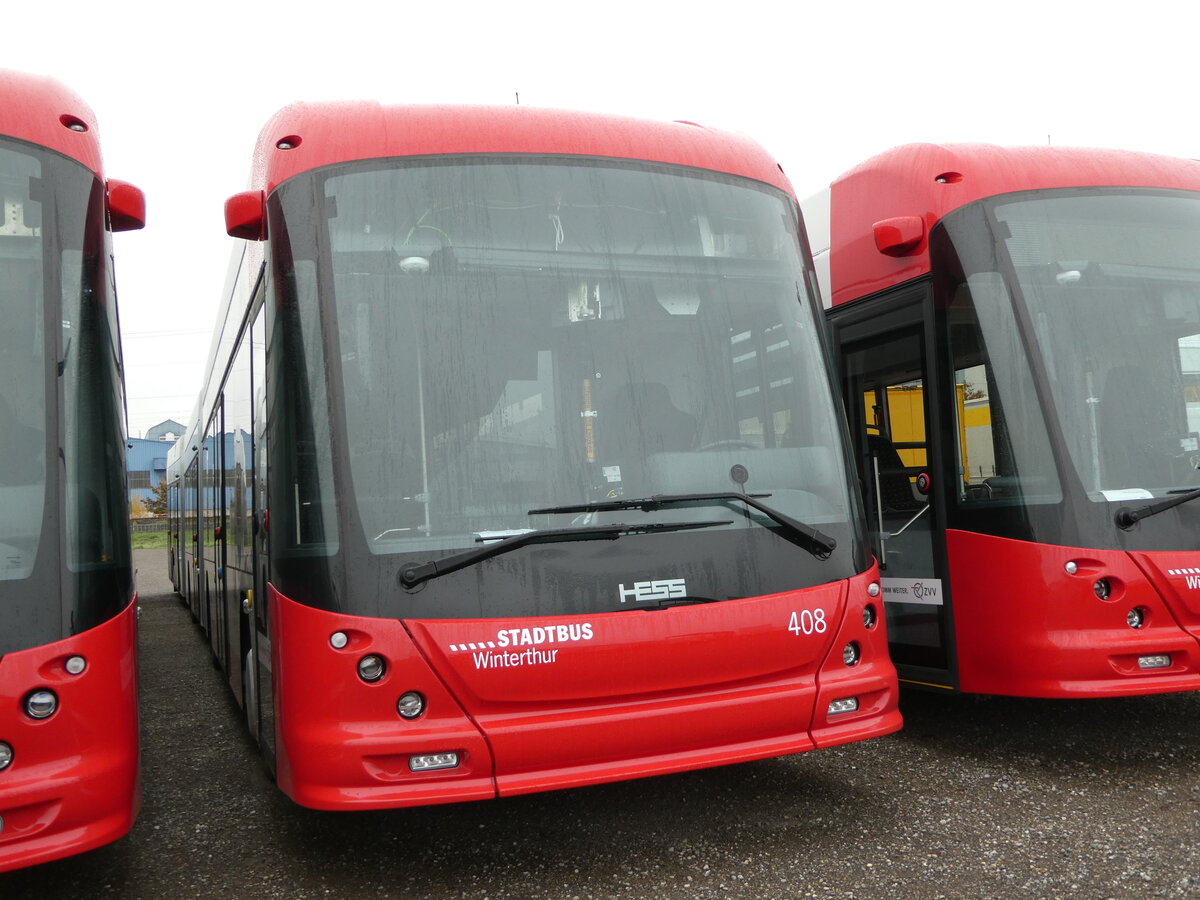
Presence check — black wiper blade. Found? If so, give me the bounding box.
[529,492,837,558]
[1116,486,1200,529]
[398,520,732,589]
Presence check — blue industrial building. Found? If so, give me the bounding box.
[127,419,183,508]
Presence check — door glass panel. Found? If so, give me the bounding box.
[843,329,946,670]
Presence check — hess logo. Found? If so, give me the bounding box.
[618,578,687,603]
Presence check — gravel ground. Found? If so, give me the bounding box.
[3,548,1198,898]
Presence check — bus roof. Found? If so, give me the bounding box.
[814,143,1200,306]
[0,69,102,175]
[245,102,794,196]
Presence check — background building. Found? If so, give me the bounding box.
[127,419,183,511]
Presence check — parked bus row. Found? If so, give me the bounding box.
[7,65,1200,874]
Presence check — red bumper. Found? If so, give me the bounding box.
[0,599,140,872]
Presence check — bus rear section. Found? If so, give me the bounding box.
[174,102,901,809]
[0,69,144,871]
[808,142,1200,697]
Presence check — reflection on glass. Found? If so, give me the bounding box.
[271,159,852,555]
[938,190,1200,503]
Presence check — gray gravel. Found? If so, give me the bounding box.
[2,548,1198,898]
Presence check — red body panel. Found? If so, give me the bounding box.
[0,599,140,872]
[946,531,1200,697]
[269,568,899,810]
[825,143,1200,306]
[0,70,103,175]
[247,103,794,198]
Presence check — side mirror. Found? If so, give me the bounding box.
[872,216,925,257]
[225,190,266,241]
[107,180,145,232]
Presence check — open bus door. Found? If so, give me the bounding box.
[831,288,956,689]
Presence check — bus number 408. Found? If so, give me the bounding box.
[788,609,827,636]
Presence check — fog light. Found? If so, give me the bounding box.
[0,742,12,771]
[828,697,859,715]
[842,642,860,666]
[1138,654,1171,670]
[397,691,425,719]
[409,752,459,772]
[24,689,58,720]
[329,631,348,649]
[1127,607,1146,629]
[65,655,86,675]
[862,604,877,629]
[1093,579,1111,601]
[358,655,386,683]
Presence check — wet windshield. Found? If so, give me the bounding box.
[0,143,48,580]
[271,159,854,556]
[941,190,1200,503]
[0,135,131,652]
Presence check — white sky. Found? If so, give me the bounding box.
[7,1,1196,437]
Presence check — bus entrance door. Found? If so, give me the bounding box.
[834,296,955,688]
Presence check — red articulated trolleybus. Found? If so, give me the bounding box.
[166,102,900,810]
[0,71,145,871]
[806,143,1200,696]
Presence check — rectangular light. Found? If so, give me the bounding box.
[1138,654,1172,670]
[409,752,460,772]
[827,697,859,715]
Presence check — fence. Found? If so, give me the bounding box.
[131,516,169,533]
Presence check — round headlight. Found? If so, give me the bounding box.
[1127,607,1146,629]
[862,604,877,629]
[1093,579,1111,601]
[24,689,58,720]
[0,741,13,771]
[842,642,861,667]
[358,655,386,683]
[397,691,425,720]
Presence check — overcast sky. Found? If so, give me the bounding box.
[7,1,1195,437]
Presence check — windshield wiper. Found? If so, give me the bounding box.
[398,519,732,589]
[1116,486,1200,529]
[528,492,837,558]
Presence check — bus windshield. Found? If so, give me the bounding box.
[938,189,1200,503]
[269,158,855,561]
[0,136,131,651]
[0,142,48,582]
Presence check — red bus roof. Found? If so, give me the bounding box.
[247,102,793,196]
[824,143,1200,306]
[0,69,102,175]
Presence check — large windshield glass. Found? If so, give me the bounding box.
[0,136,131,654]
[937,190,1200,507]
[0,142,47,581]
[270,158,856,561]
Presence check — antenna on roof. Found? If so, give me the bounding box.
[515,92,520,106]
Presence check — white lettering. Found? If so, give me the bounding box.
[471,648,560,669]
[788,608,828,636]
[617,578,687,603]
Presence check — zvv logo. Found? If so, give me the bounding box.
[618,578,687,603]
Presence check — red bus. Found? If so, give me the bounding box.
[806,143,1200,696]
[165,102,900,810]
[0,70,144,871]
